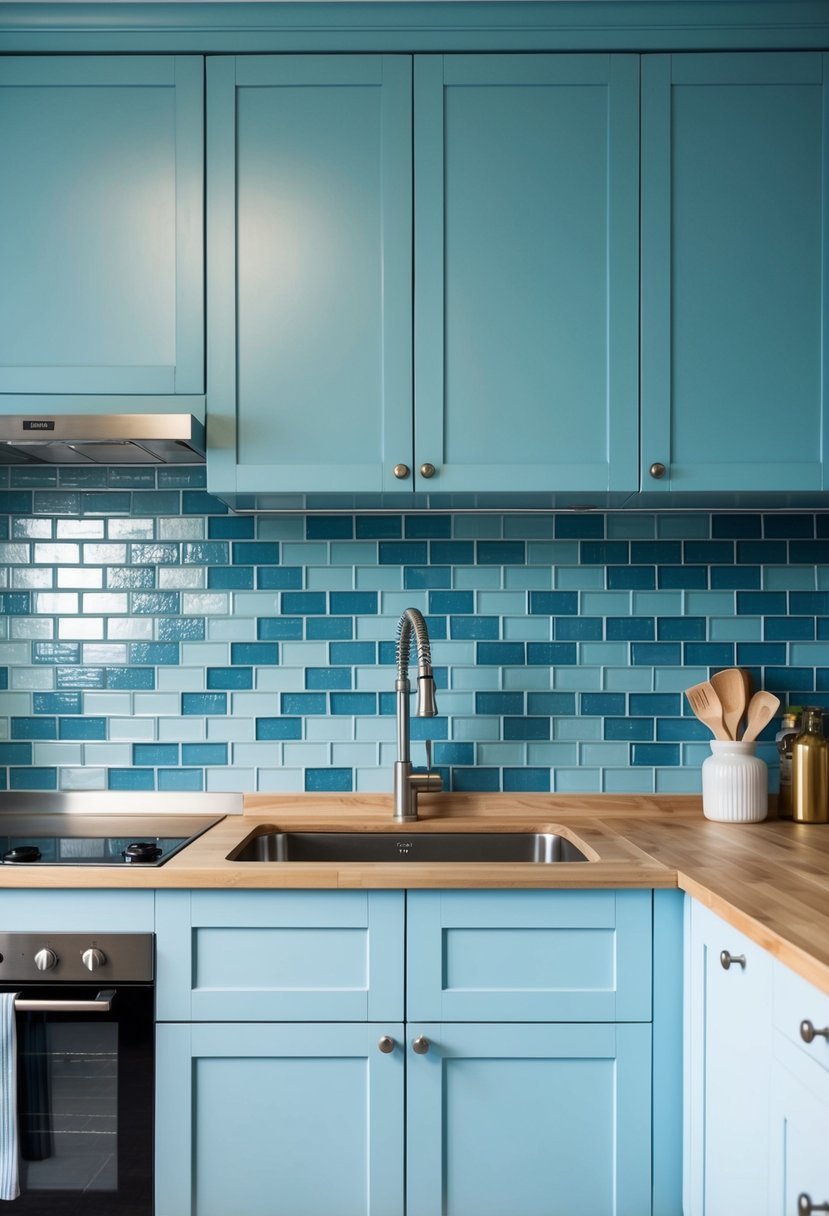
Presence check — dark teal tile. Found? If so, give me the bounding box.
[232,542,279,565]
[0,593,31,614]
[182,491,228,515]
[657,617,706,642]
[305,768,352,792]
[281,592,326,615]
[330,693,377,715]
[451,768,500,792]
[258,617,303,641]
[631,743,680,766]
[130,643,180,665]
[329,592,378,614]
[158,467,206,489]
[258,567,303,590]
[58,718,106,741]
[256,718,303,740]
[450,617,499,640]
[434,742,474,765]
[109,769,154,791]
[131,491,180,514]
[207,667,253,690]
[476,642,525,665]
[330,642,377,664]
[231,643,278,665]
[529,592,578,615]
[684,643,734,667]
[184,542,229,565]
[630,694,681,715]
[209,567,254,590]
[630,542,682,563]
[208,516,255,539]
[134,744,179,766]
[764,618,815,641]
[404,566,451,590]
[405,516,451,539]
[555,617,603,641]
[604,718,653,740]
[608,566,656,591]
[764,668,814,693]
[307,617,353,640]
[356,516,402,539]
[11,717,56,740]
[379,542,427,565]
[182,744,228,765]
[555,515,604,539]
[710,567,760,590]
[476,692,524,715]
[791,541,829,563]
[582,693,625,716]
[105,668,155,690]
[607,617,654,641]
[430,541,474,564]
[306,516,354,540]
[736,643,787,666]
[0,743,32,765]
[503,768,550,792]
[0,491,33,513]
[658,566,708,590]
[684,541,734,563]
[736,541,788,564]
[305,667,351,690]
[281,693,327,715]
[158,618,205,642]
[656,718,710,742]
[503,717,550,740]
[632,643,682,665]
[182,693,227,715]
[477,541,525,565]
[33,692,82,715]
[736,592,787,615]
[581,541,628,564]
[430,591,473,614]
[527,643,577,665]
[790,593,829,615]
[410,716,449,740]
[711,514,760,538]
[10,767,57,790]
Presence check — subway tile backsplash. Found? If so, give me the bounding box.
[0,465,827,795]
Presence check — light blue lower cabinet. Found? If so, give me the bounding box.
[155,1021,406,1216]
[406,1021,652,1216]
[770,1042,829,1216]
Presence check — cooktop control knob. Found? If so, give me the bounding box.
[34,947,58,972]
[82,947,107,972]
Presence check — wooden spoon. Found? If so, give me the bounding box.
[742,691,781,743]
[685,680,730,741]
[710,668,748,741]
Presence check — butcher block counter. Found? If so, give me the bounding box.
[2,792,829,993]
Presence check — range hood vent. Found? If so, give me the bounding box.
[0,414,205,465]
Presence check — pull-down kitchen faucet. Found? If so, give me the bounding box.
[393,607,443,821]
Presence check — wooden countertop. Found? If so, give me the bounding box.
[3,792,829,994]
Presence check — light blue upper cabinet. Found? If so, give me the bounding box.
[0,56,204,406]
[206,55,412,497]
[641,53,828,492]
[414,54,640,494]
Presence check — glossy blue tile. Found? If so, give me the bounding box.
[451,768,500,792]
[158,467,205,489]
[790,592,829,615]
[450,616,499,640]
[736,592,787,615]
[608,566,656,591]
[710,567,761,590]
[305,667,351,690]
[106,668,155,690]
[711,514,761,538]
[434,742,475,765]
[182,744,228,765]
[258,617,303,641]
[765,668,815,693]
[604,718,654,741]
[0,669,8,692]
[109,769,154,791]
[356,516,402,539]
[10,767,57,790]
[329,642,377,664]
[657,617,706,642]
[306,516,354,540]
[305,768,352,792]
[281,592,326,615]
[231,542,279,565]
[737,541,788,564]
[529,592,578,615]
[256,718,303,740]
[208,567,254,590]
[632,642,682,665]
[477,642,525,665]
[33,643,80,665]
[630,542,682,564]
[379,542,428,565]
[764,618,815,641]
[131,592,181,615]
[656,718,710,742]
[477,541,525,565]
[554,617,603,641]
[33,692,82,715]
[134,744,179,766]
[0,593,31,614]
[158,769,204,791]
[307,617,353,640]
[658,566,708,590]
[329,592,378,615]
[207,667,254,690]
[158,618,205,642]
[684,643,734,667]
[404,566,451,590]
[405,516,451,539]
[0,743,33,765]
[181,693,227,715]
[134,491,180,516]
[630,694,682,715]
[208,516,255,539]
[57,667,106,689]
[791,541,829,564]
[430,541,474,564]
[632,743,680,766]
[476,692,525,715]
[257,567,303,590]
[503,768,550,792]
[763,514,813,539]
[182,491,228,515]
[330,693,377,715]
[58,718,106,741]
[503,717,550,740]
[429,591,474,614]
[281,693,327,715]
[0,491,34,513]
[130,643,180,665]
[231,643,278,666]
[526,643,578,665]
[606,617,654,642]
[526,692,577,715]
[581,541,628,564]
[11,717,57,740]
[410,716,449,740]
[554,515,604,539]
[684,541,734,564]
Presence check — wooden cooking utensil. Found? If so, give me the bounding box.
[685,680,730,741]
[710,668,748,741]
[742,691,781,743]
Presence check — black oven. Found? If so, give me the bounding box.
[1,933,154,1215]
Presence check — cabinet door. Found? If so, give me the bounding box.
[0,56,203,403]
[685,900,772,1216]
[414,54,639,494]
[770,1040,829,1216]
[207,55,412,498]
[406,1022,651,1216]
[156,1022,405,1216]
[642,53,828,492]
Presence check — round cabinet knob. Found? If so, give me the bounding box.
[34,948,58,972]
[377,1035,395,1054]
[800,1019,829,1044]
[649,462,667,480]
[798,1194,829,1214]
[412,1035,430,1055]
[419,463,436,480]
[720,950,746,971]
[82,948,107,973]
[393,464,410,480]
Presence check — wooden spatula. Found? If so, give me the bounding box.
[685,680,730,741]
[742,691,781,743]
[710,668,748,741]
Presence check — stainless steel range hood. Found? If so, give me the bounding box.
[0,414,205,465]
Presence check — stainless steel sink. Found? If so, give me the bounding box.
[227,830,589,864]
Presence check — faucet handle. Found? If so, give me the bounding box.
[425,739,432,773]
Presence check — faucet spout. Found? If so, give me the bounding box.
[393,608,443,821]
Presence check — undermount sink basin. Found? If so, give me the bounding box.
[227,830,589,864]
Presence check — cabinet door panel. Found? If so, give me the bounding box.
[770,1038,829,1216]
[406,1022,651,1216]
[414,54,639,493]
[0,56,203,399]
[156,1022,405,1216]
[642,53,828,491]
[207,55,412,497]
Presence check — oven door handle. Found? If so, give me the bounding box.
[14,989,116,1012]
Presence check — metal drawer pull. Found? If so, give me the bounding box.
[720,950,746,971]
[412,1035,430,1055]
[800,1020,829,1044]
[14,989,115,1013]
[798,1194,829,1214]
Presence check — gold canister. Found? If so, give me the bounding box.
[791,707,829,824]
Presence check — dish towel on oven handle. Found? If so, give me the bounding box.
[0,993,19,1200]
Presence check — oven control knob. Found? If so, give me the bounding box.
[82,948,107,972]
[34,948,58,972]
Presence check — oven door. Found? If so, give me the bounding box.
[4,983,153,1216]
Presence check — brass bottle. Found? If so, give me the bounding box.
[791,707,829,824]
[775,708,802,819]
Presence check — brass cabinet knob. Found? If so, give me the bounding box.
[720,950,746,971]
[377,1035,396,1054]
[393,464,410,480]
[412,1035,430,1055]
[800,1019,829,1044]
[419,463,436,479]
[649,462,667,480]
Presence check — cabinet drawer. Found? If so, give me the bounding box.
[774,959,829,1078]
[156,890,404,1022]
[406,889,652,1022]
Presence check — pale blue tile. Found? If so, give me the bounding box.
[581,592,631,615]
[526,542,579,565]
[579,642,629,666]
[632,592,683,616]
[685,592,737,615]
[555,567,605,590]
[606,514,656,539]
[454,568,502,590]
[656,514,710,539]
[763,566,817,591]
[708,617,762,641]
[554,768,601,792]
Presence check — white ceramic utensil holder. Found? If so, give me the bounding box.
[702,740,768,823]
